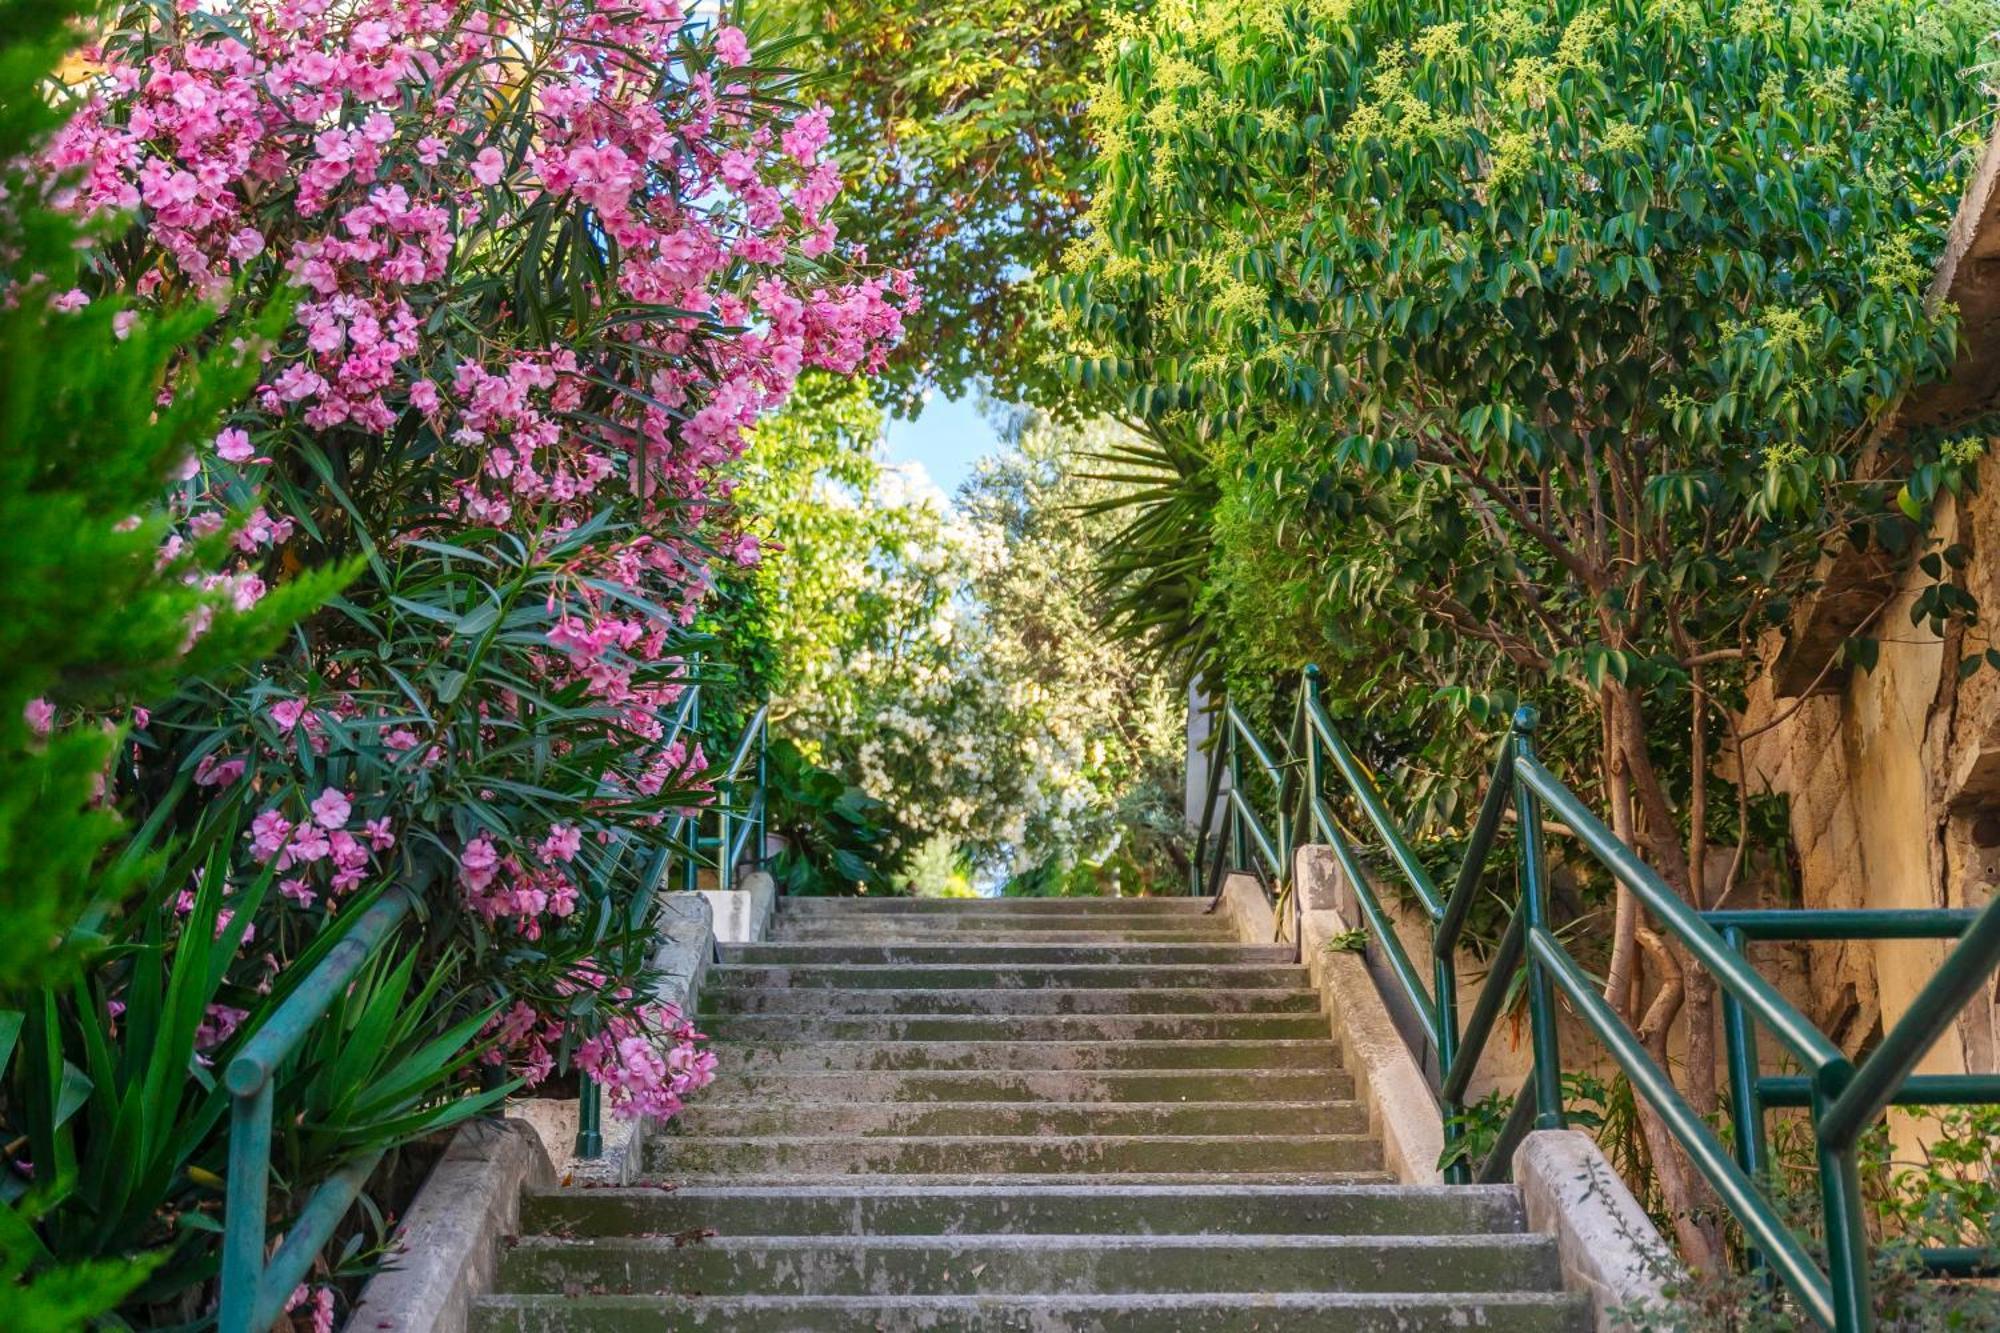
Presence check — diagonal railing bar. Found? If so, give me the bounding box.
[1188,664,2000,1330]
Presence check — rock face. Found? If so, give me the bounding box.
[1742,448,2000,1101]
[471,896,1588,1331]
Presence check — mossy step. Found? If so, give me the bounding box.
[691,1067,1355,1104]
[645,1134,1383,1177]
[721,943,1297,965]
[769,928,1239,945]
[665,1100,1370,1138]
[472,1290,1590,1331]
[519,1182,1529,1239]
[496,1232,1558,1297]
[638,1171,1401,1187]
[700,1013,1330,1043]
[699,986,1323,1016]
[776,898,1211,914]
[708,964,1311,990]
[710,1039,1340,1074]
[773,912,1236,930]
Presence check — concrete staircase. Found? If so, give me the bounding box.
[474,896,1589,1331]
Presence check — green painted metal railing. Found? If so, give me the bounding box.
[219,886,417,1333]
[1192,665,2000,1330]
[219,676,769,1329]
[573,688,768,1158]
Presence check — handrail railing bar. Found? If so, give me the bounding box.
[1191,732,1226,896]
[1529,927,1838,1328]
[1201,811,1234,913]
[227,889,418,1095]
[1702,909,1978,941]
[1440,903,1527,1105]
[1818,893,2000,1151]
[1304,704,1446,920]
[249,1147,386,1330]
[1207,668,2000,1331]
[1511,719,1566,1133]
[1436,737,1517,956]
[1473,1074,1540,1185]
[1224,703,1288,790]
[1309,794,1438,1032]
[1225,784,1282,879]
[1756,1072,2000,1107]
[1918,1248,2000,1277]
[719,704,770,781]
[1516,755,1848,1078]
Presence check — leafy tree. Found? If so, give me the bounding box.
[1060,0,1994,1266]
[729,385,1189,889]
[753,0,1116,411]
[961,413,1192,894]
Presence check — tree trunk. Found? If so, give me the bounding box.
[1599,682,1727,1268]
[1601,692,1640,1021]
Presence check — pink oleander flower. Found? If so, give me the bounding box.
[538,824,582,863]
[248,809,293,862]
[713,25,750,66]
[309,787,352,829]
[215,427,255,463]
[23,698,54,737]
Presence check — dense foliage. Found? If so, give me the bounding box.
[5,0,908,1319]
[1060,0,1996,1266]
[727,385,1189,890]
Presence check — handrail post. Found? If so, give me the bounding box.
[574,1075,604,1159]
[1512,707,1565,1131]
[1812,1080,1874,1333]
[1191,694,1224,896]
[717,775,734,889]
[218,1081,274,1333]
[1435,932,1465,1183]
[1227,720,1246,873]
[1720,925,1770,1282]
[754,714,769,871]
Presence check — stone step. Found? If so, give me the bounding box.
[712,1040,1340,1074]
[700,986,1324,1016]
[693,1067,1356,1103]
[473,1290,1590,1331]
[519,1183,1529,1238]
[773,910,1234,930]
[645,1134,1383,1177]
[643,1171,1401,1187]
[722,943,1296,965]
[497,1232,1560,1297]
[700,1013,1330,1043]
[775,898,1210,915]
[769,928,1239,944]
[666,1100,1371,1138]
[709,964,1310,989]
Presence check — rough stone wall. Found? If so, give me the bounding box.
[1740,457,2000,1124]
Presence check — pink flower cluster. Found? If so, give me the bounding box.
[574,1002,716,1120]
[46,0,911,1112]
[246,785,396,909]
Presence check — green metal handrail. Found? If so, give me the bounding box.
[573,688,770,1159]
[1192,666,2000,1330]
[219,887,416,1333]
